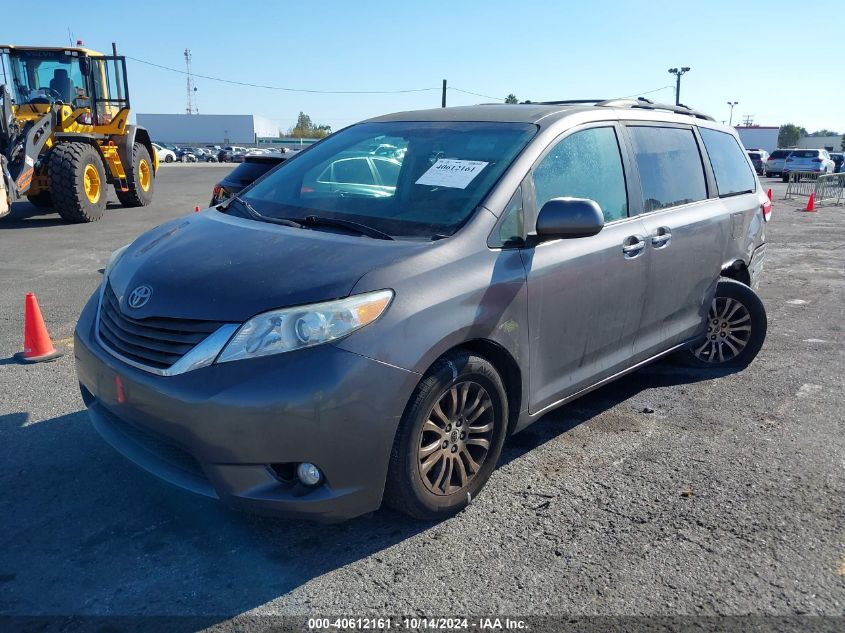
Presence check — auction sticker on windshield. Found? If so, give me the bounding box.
[415,159,489,189]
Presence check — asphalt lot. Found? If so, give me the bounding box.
[0,165,843,621]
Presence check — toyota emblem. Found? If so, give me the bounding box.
[127,285,153,309]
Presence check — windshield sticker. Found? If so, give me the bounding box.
[415,159,489,189]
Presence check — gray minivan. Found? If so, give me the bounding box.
[75,99,771,521]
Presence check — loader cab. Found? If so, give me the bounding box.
[0,46,129,128]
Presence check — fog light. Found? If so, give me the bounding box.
[297,462,322,486]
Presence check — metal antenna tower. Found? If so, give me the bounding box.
[184,49,197,115]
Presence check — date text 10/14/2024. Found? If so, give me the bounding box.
[307,617,528,630]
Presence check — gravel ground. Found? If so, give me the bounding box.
[0,166,842,623]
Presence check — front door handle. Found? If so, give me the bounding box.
[622,235,646,258]
[651,227,672,248]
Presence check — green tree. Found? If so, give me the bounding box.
[288,112,332,138]
[504,94,519,104]
[806,129,839,137]
[778,124,802,148]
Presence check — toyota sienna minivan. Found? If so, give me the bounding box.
[75,99,771,521]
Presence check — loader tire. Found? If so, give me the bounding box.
[26,191,53,208]
[49,142,107,223]
[116,143,154,208]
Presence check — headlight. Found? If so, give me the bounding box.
[104,244,129,278]
[217,289,394,363]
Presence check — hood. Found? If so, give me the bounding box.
[108,211,428,322]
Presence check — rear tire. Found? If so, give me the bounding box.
[115,143,154,208]
[164,154,174,163]
[48,142,107,223]
[384,351,508,520]
[677,278,767,368]
[26,190,53,208]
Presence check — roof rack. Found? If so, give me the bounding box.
[532,97,715,121]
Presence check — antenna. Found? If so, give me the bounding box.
[741,115,755,126]
[184,49,197,115]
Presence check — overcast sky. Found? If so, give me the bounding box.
[10,0,843,133]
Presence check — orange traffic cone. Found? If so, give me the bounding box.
[14,293,63,363]
[804,193,816,212]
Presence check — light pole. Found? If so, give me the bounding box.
[667,67,690,106]
[726,101,739,126]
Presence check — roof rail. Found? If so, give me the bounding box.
[596,97,715,121]
[532,97,715,121]
[532,99,607,105]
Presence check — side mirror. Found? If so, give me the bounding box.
[79,56,91,77]
[536,197,604,240]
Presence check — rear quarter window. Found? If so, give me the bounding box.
[699,128,756,197]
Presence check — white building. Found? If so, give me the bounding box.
[735,126,779,154]
[136,114,281,145]
[797,135,842,152]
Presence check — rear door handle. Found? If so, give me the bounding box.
[651,227,672,248]
[622,235,646,258]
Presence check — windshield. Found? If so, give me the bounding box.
[5,50,85,106]
[241,121,537,239]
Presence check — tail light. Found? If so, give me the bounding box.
[762,199,772,222]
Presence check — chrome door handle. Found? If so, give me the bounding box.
[651,227,672,248]
[622,235,646,258]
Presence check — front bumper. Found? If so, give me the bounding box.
[74,292,420,521]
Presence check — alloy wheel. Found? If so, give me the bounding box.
[693,296,752,363]
[417,381,495,496]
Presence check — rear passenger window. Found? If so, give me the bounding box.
[532,127,628,223]
[699,128,756,196]
[628,126,707,212]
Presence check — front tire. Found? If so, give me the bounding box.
[164,154,174,163]
[48,142,108,223]
[678,279,767,368]
[116,143,154,208]
[384,351,508,520]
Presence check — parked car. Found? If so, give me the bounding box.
[746,149,769,176]
[782,149,835,181]
[829,152,844,173]
[210,151,299,205]
[75,100,769,522]
[151,143,176,164]
[218,146,248,163]
[765,149,794,177]
[174,147,198,163]
[193,148,219,163]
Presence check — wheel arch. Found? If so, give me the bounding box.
[721,259,751,287]
[425,339,523,436]
[112,125,158,175]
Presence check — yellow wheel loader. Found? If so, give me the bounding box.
[0,44,157,222]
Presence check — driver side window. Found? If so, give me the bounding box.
[532,127,628,223]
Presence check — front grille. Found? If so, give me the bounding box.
[98,283,225,370]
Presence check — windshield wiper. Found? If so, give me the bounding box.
[300,215,394,241]
[224,196,302,228]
